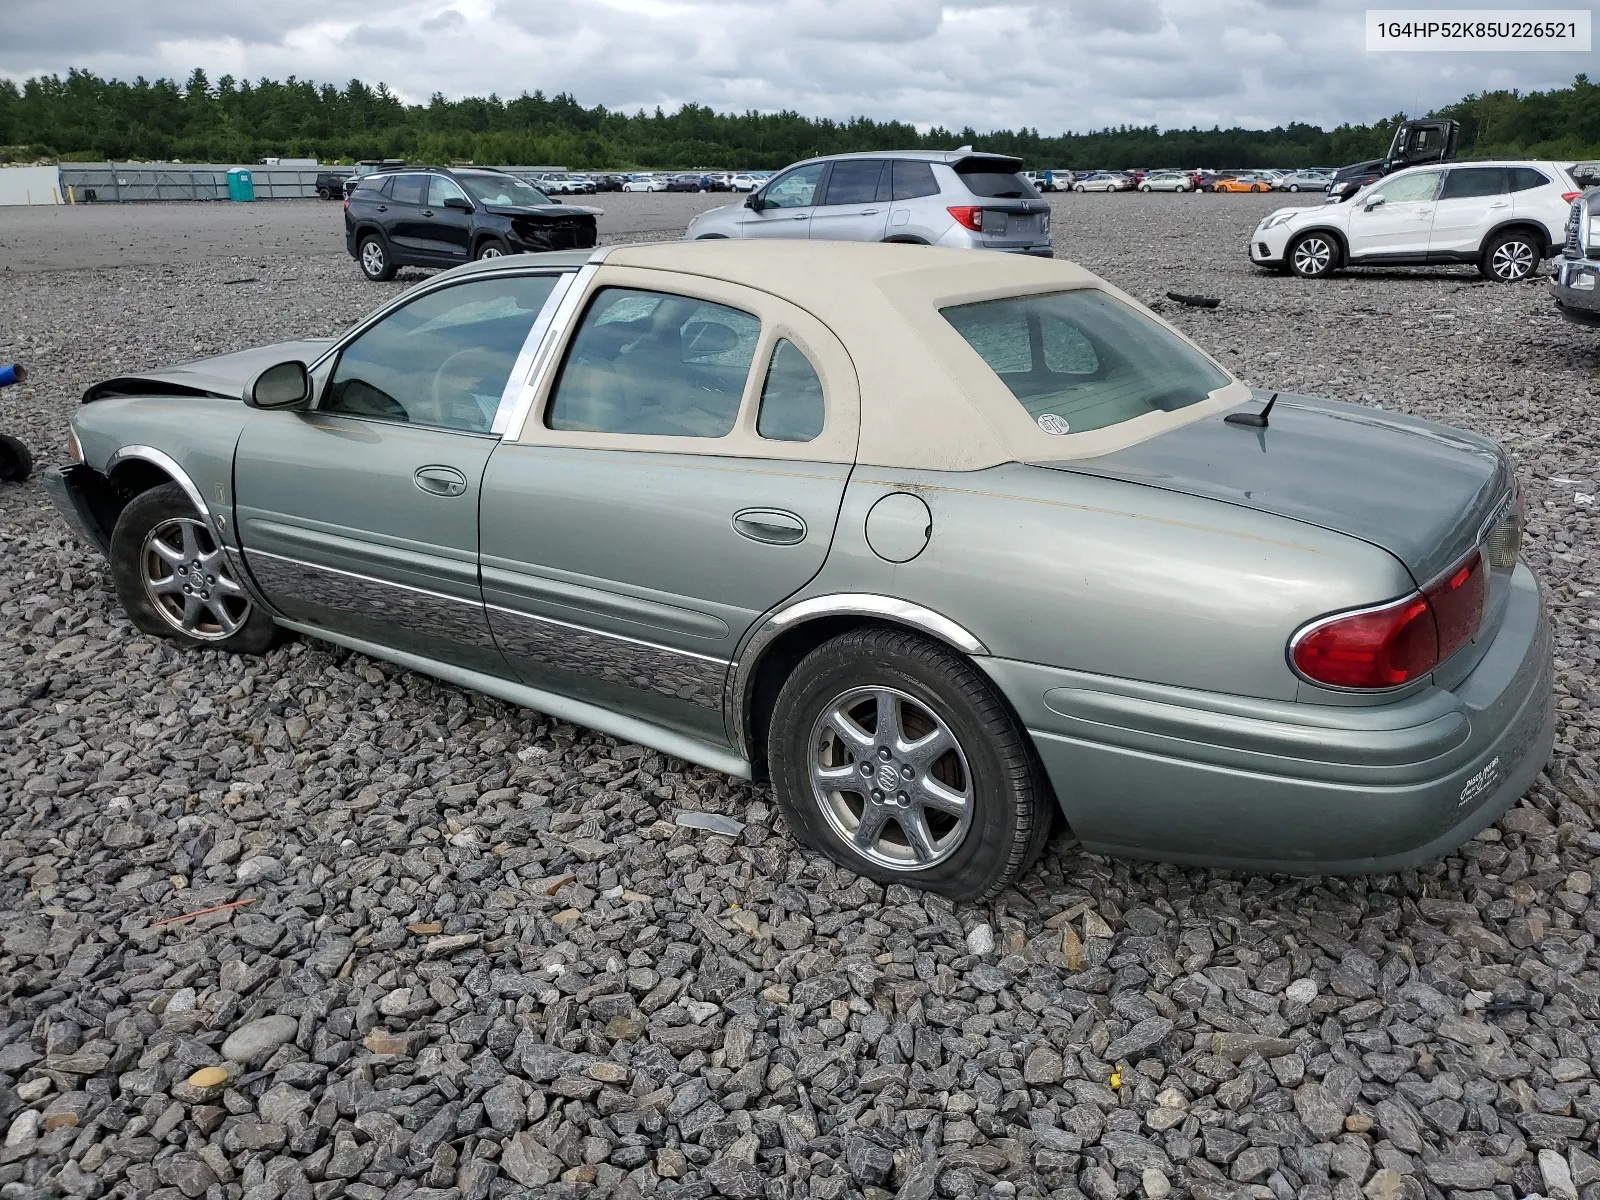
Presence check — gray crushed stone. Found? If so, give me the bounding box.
[1,193,1599,1200]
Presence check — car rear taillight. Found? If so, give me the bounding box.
[1563,191,1582,203]
[947,206,984,231]
[1290,549,1487,690]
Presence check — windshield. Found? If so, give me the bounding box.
[942,289,1229,436]
[458,174,553,206]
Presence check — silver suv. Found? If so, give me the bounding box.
[686,148,1052,256]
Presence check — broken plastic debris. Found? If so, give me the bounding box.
[675,811,745,837]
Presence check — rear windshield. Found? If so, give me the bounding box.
[954,158,1040,199]
[942,290,1229,436]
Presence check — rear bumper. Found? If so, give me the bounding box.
[1550,258,1600,325]
[985,564,1554,874]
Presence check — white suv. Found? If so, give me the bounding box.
[1250,160,1580,281]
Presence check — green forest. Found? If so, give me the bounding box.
[1,67,1597,170]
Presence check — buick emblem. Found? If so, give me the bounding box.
[876,763,899,791]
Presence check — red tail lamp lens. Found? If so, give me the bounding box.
[1292,594,1437,689]
[947,206,984,231]
[1563,191,1582,203]
[1291,549,1487,690]
[1425,548,1485,663]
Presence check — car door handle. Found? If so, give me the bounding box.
[423,208,435,217]
[1489,201,1510,209]
[859,209,879,215]
[414,465,468,497]
[732,508,807,545]
[376,205,387,212]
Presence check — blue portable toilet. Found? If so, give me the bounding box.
[227,169,256,202]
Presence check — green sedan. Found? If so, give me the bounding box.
[47,242,1552,900]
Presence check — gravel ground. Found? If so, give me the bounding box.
[2,192,1600,1200]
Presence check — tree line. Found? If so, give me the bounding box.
[1,67,1596,170]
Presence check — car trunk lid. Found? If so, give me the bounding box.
[1035,393,1513,586]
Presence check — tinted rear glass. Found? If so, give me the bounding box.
[1509,167,1552,192]
[1440,167,1507,199]
[943,290,1228,436]
[891,161,940,200]
[954,159,1039,199]
[388,175,426,206]
[822,160,886,206]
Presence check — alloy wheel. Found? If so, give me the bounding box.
[1292,236,1334,276]
[477,245,505,259]
[360,241,385,276]
[808,685,973,870]
[1491,239,1535,280]
[141,517,250,641]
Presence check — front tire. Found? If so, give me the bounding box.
[357,234,396,282]
[0,434,32,483]
[1481,230,1540,282]
[475,238,509,260]
[109,484,278,654]
[1074,184,1086,193]
[767,627,1050,902]
[1139,184,1151,192]
[1288,232,1338,278]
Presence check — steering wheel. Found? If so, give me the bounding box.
[430,347,505,431]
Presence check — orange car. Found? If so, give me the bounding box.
[1212,174,1273,193]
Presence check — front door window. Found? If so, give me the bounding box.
[763,165,825,209]
[327,275,562,432]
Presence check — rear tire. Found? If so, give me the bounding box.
[1481,229,1540,282]
[109,483,279,654]
[1288,184,1300,192]
[0,434,32,483]
[1287,232,1338,278]
[767,626,1051,902]
[358,234,396,282]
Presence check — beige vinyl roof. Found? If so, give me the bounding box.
[603,241,1250,471]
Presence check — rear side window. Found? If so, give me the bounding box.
[822,160,886,206]
[943,290,1228,436]
[891,161,940,200]
[1508,167,1552,192]
[388,175,427,206]
[757,340,824,442]
[1440,167,1507,199]
[547,287,760,438]
[954,159,1040,199]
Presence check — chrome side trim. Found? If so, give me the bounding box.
[106,445,210,523]
[490,272,576,435]
[247,550,499,650]
[488,604,727,712]
[276,618,752,779]
[727,593,990,758]
[502,258,607,441]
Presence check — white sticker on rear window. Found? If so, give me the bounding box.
[1037,414,1071,435]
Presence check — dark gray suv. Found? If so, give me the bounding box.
[685,149,1052,256]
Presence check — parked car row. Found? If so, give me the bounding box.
[1250,159,1583,282]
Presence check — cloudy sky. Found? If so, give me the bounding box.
[3,0,1592,133]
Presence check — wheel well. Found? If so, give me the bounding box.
[1483,220,1551,254]
[84,458,174,539]
[694,233,730,240]
[354,224,385,245]
[1289,227,1348,263]
[881,236,929,245]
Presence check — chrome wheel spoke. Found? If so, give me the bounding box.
[914,774,970,816]
[897,808,940,863]
[900,725,952,769]
[204,596,243,635]
[146,572,184,597]
[812,762,859,792]
[214,573,247,597]
[874,689,906,747]
[824,707,876,756]
[141,516,252,643]
[149,537,186,567]
[852,804,892,852]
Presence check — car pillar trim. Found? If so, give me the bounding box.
[275,618,753,780]
[727,593,990,758]
[489,273,577,435]
[503,260,607,441]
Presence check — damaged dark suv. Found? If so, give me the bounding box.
[344,167,601,281]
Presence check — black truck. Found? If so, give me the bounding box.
[1326,118,1460,202]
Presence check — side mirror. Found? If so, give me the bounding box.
[681,321,738,360]
[442,195,473,211]
[248,360,311,410]
[744,192,765,211]
[1363,195,1387,212]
